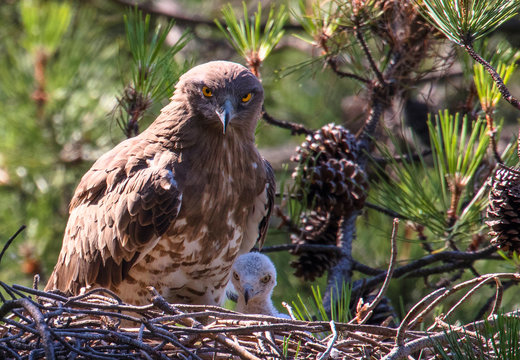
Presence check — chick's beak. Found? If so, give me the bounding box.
[243,285,253,305]
[216,98,235,134]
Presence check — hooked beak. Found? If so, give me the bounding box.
[243,285,253,305]
[216,99,235,134]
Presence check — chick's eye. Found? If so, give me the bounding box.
[261,274,271,283]
[241,92,252,103]
[233,272,239,280]
[202,86,213,97]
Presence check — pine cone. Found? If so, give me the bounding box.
[486,165,520,252]
[292,124,368,216]
[290,211,340,281]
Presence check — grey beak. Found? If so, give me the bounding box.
[244,285,253,305]
[216,99,234,134]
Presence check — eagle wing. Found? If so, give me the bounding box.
[258,160,275,249]
[241,159,276,253]
[46,141,182,294]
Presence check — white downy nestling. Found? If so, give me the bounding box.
[231,252,289,318]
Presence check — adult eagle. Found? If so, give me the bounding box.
[45,61,275,306]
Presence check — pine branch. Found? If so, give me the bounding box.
[355,28,385,86]
[356,219,399,325]
[370,150,432,166]
[464,41,520,111]
[357,47,404,152]
[272,206,303,237]
[262,108,313,135]
[352,245,499,297]
[322,212,358,315]
[416,71,463,85]
[485,113,503,164]
[407,261,473,279]
[259,243,343,254]
[352,260,385,276]
[326,57,370,83]
[364,202,406,219]
[358,98,385,152]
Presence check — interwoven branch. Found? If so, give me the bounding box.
[351,245,499,297]
[0,282,399,359]
[1,273,518,359]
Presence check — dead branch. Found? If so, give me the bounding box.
[396,273,520,346]
[356,219,399,325]
[384,310,520,360]
[318,321,338,360]
[0,281,402,359]
[475,279,517,320]
[262,108,313,135]
[352,245,499,297]
[2,279,518,360]
[0,225,26,265]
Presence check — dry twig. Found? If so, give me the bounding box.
[1,279,519,359]
[356,218,399,325]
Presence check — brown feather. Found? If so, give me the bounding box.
[258,160,276,250]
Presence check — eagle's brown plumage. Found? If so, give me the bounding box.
[45,61,275,305]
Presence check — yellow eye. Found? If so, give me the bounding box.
[202,86,213,97]
[241,92,252,103]
[261,274,271,283]
[233,272,239,281]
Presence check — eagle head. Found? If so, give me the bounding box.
[175,61,264,135]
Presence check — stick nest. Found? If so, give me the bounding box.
[1,274,519,360]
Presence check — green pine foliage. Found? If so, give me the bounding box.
[433,313,520,359]
[371,112,493,242]
[473,42,520,111]
[124,9,189,102]
[215,2,288,74]
[416,0,520,44]
[292,283,352,325]
[0,2,189,284]
[0,1,123,282]
[114,8,190,136]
